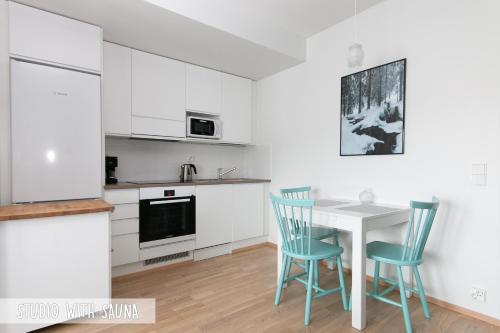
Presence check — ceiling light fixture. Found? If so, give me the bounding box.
[347,0,364,68]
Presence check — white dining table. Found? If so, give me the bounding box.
[276,199,410,331]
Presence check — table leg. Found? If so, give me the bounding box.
[351,227,366,330]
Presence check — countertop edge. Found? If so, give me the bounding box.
[0,199,114,222]
[104,178,272,190]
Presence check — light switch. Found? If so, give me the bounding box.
[471,163,486,175]
[471,163,487,186]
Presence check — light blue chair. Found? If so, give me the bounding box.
[281,186,340,246]
[270,193,348,325]
[361,197,440,333]
[281,186,340,277]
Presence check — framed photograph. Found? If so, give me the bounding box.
[340,59,406,156]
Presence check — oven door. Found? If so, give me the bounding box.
[139,195,196,248]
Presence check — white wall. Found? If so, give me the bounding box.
[255,0,500,320]
[0,0,11,205]
[105,137,248,181]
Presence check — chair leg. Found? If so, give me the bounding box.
[284,257,292,286]
[336,256,348,311]
[275,255,290,305]
[314,260,319,288]
[373,260,380,295]
[397,266,413,333]
[304,260,315,325]
[413,267,430,320]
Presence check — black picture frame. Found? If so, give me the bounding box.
[340,58,406,156]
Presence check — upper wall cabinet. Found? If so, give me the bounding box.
[103,42,131,136]
[221,74,252,144]
[186,64,222,115]
[131,50,186,138]
[8,2,102,72]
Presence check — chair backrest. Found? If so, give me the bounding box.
[401,196,440,263]
[280,186,311,200]
[270,193,314,256]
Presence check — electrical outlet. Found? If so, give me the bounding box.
[471,287,486,302]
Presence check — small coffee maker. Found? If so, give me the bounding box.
[105,156,118,185]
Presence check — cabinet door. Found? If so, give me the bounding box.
[103,42,131,136]
[111,233,139,267]
[232,184,264,242]
[221,74,252,144]
[186,64,221,115]
[132,50,185,122]
[195,185,233,249]
[9,2,102,72]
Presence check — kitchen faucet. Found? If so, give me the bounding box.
[217,167,237,180]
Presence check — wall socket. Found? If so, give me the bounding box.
[471,287,486,302]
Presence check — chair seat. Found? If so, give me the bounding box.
[367,241,420,266]
[310,226,339,240]
[283,239,343,260]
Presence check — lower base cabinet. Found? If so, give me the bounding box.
[111,233,139,267]
[232,183,265,242]
[195,185,233,249]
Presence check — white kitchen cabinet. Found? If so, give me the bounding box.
[112,233,139,267]
[110,203,139,220]
[186,64,221,115]
[103,42,132,136]
[8,2,102,72]
[132,49,185,138]
[195,185,233,249]
[232,184,265,242]
[221,73,252,144]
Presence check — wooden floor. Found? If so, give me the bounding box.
[41,246,498,333]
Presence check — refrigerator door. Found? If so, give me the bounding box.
[11,60,102,202]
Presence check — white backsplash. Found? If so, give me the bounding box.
[105,137,247,182]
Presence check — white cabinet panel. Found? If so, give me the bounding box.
[103,42,131,136]
[112,233,139,267]
[110,203,139,220]
[132,116,185,138]
[11,60,102,203]
[111,218,139,236]
[132,50,185,122]
[104,189,139,205]
[221,74,252,144]
[195,185,232,249]
[232,184,265,242]
[9,2,102,72]
[186,64,221,115]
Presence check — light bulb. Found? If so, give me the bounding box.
[347,43,364,68]
[46,150,56,163]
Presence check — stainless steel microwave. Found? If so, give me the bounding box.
[186,116,222,139]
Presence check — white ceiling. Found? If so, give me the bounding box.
[13,0,386,79]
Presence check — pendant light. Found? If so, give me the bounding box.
[347,0,364,67]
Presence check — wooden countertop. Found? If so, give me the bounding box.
[0,199,114,222]
[104,178,271,190]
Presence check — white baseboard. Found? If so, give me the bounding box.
[194,243,232,261]
[112,251,194,278]
[231,235,268,251]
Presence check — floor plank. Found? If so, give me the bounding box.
[39,246,499,333]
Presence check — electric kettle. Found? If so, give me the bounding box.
[180,164,197,182]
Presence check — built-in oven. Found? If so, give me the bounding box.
[139,186,195,249]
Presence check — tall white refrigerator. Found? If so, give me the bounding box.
[10,60,102,203]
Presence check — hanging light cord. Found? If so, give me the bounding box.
[354,0,358,43]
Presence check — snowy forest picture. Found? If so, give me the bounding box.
[340,59,406,156]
